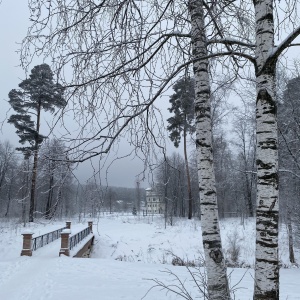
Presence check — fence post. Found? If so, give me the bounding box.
[21,231,34,256]
[66,221,71,229]
[59,229,71,256]
[88,221,93,233]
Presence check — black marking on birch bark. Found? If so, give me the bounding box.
[195,106,209,114]
[257,11,274,23]
[197,66,209,72]
[269,199,276,211]
[204,239,221,248]
[263,120,275,124]
[202,176,213,179]
[256,211,279,224]
[256,88,277,115]
[258,140,277,150]
[259,79,268,85]
[254,292,279,300]
[256,222,278,230]
[257,159,273,169]
[260,231,266,237]
[256,130,272,134]
[258,172,278,187]
[258,229,278,237]
[256,258,278,265]
[257,239,278,248]
[202,231,219,236]
[196,141,211,148]
[209,249,223,263]
[204,190,216,196]
[195,90,210,97]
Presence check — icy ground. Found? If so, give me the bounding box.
[0,215,299,300]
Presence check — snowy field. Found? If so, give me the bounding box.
[0,215,299,300]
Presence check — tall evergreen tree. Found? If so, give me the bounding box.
[167,77,195,220]
[8,64,66,222]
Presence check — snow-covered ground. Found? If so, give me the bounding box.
[0,215,299,300]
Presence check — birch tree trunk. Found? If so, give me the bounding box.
[254,0,279,298]
[189,1,229,299]
[183,125,193,219]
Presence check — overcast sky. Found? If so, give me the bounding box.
[0,0,28,147]
[0,0,181,189]
[1,1,300,189]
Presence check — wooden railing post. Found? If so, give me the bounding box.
[88,221,93,233]
[59,229,71,256]
[66,221,71,229]
[21,231,34,256]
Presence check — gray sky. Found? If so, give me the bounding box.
[2,1,300,188]
[0,0,180,188]
[0,0,28,146]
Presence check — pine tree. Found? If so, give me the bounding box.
[8,64,66,222]
[167,77,195,220]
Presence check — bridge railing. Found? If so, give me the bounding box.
[69,227,92,250]
[59,221,93,256]
[21,221,72,256]
[32,227,66,251]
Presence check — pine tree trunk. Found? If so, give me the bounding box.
[287,207,295,264]
[29,151,38,222]
[243,148,254,217]
[22,160,30,226]
[29,101,42,222]
[254,1,279,298]
[189,1,229,299]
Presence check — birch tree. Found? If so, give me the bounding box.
[206,1,300,297]
[250,2,300,298]
[189,1,230,297]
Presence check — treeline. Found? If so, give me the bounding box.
[2,76,300,234]
[0,138,141,222]
[154,75,300,231]
[153,131,256,223]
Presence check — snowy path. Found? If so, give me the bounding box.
[0,257,58,300]
[1,256,300,300]
[0,224,90,300]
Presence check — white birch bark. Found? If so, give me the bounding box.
[189,1,230,299]
[254,0,279,298]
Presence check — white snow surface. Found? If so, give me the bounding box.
[0,215,299,300]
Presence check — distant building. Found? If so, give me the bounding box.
[144,187,164,214]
